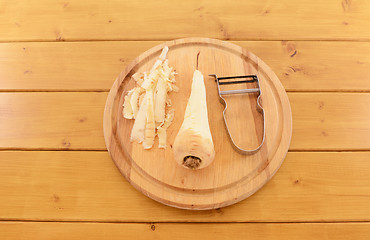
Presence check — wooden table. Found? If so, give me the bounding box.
[1,1,370,239]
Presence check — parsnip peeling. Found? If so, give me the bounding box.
[130,93,148,143]
[165,96,172,107]
[122,46,177,149]
[138,92,145,106]
[123,89,136,119]
[168,83,179,92]
[143,89,155,149]
[141,69,159,90]
[141,46,169,90]
[130,87,144,118]
[132,73,144,86]
[154,76,167,123]
[123,95,134,119]
[151,46,169,72]
[157,109,175,149]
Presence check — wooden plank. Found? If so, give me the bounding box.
[1,41,370,91]
[0,41,159,91]
[0,151,370,222]
[0,92,107,150]
[1,222,370,240]
[0,92,369,150]
[0,0,370,41]
[289,93,370,150]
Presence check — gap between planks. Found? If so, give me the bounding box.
[1,219,370,224]
[2,90,370,93]
[0,149,370,152]
[2,39,370,43]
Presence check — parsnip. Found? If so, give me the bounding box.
[173,70,215,169]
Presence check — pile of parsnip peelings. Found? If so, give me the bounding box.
[123,46,178,149]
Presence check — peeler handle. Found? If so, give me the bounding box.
[209,74,266,155]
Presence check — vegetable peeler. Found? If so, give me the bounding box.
[209,74,265,155]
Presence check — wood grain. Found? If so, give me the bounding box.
[1,0,369,237]
[0,92,106,150]
[104,38,292,209]
[1,222,370,240]
[1,41,370,91]
[0,0,369,41]
[289,93,370,150]
[0,41,158,91]
[0,92,368,150]
[1,151,370,222]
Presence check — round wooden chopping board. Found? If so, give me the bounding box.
[104,38,292,210]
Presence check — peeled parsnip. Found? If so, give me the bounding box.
[173,70,215,169]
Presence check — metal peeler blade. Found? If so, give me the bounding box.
[209,74,266,155]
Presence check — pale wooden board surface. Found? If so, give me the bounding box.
[1,41,370,91]
[1,222,370,240]
[1,151,370,222]
[0,92,369,150]
[104,38,292,209]
[0,0,370,41]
